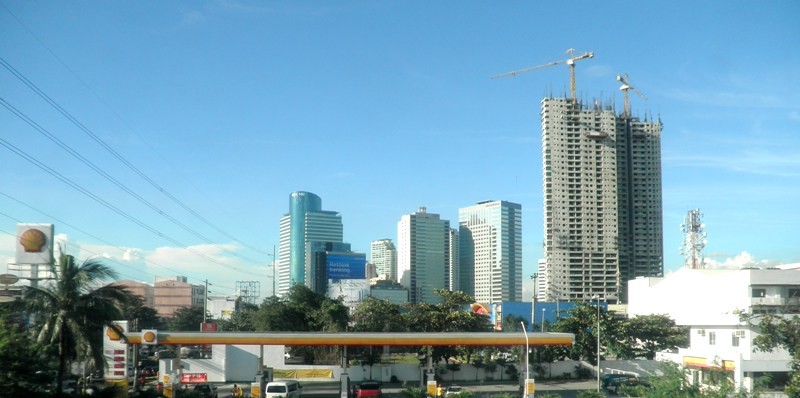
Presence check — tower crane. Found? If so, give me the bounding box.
[493,48,594,103]
[615,73,647,118]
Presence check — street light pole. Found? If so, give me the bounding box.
[203,279,208,325]
[521,321,530,398]
[541,308,545,332]
[593,295,601,392]
[272,245,276,296]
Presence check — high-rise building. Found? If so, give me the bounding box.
[370,239,397,281]
[397,207,450,304]
[458,200,523,304]
[448,228,460,292]
[541,97,663,303]
[277,192,343,296]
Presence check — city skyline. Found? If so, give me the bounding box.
[1,2,799,298]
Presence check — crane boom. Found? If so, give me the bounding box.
[616,73,647,117]
[491,60,564,79]
[493,49,594,103]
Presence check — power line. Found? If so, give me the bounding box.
[0,96,264,267]
[0,54,272,257]
[0,192,237,293]
[0,135,252,279]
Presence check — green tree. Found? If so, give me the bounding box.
[748,313,800,396]
[18,253,133,396]
[351,297,406,332]
[0,307,58,397]
[503,314,527,332]
[121,294,163,331]
[216,302,258,331]
[167,306,205,331]
[636,362,745,398]
[617,314,689,360]
[350,297,405,371]
[252,285,349,364]
[403,289,491,365]
[552,301,615,364]
[471,355,485,382]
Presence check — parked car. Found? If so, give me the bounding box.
[444,386,463,397]
[601,373,630,388]
[265,380,302,398]
[606,375,650,395]
[356,381,382,398]
[193,383,218,398]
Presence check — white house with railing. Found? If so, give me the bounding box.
[628,267,800,396]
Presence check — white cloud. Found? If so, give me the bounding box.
[704,251,780,269]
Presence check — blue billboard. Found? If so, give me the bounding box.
[326,253,366,280]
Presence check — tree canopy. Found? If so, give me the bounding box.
[16,253,133,396]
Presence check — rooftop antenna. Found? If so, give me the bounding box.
[680,209,707,269]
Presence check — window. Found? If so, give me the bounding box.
[752,288,766,298]
[709,331,716,345]
[732,330,745,347]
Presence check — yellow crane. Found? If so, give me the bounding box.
[616,73,647,118]
[492,48,594,102]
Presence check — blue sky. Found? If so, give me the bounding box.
[1,1,799,299]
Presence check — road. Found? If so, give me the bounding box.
[206,379,604,398]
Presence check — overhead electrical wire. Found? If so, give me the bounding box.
[0,96,263,267]
[0,192,238,293]
[0,135,253,280]
[0,55,272,257]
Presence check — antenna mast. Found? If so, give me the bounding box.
[680,209,707,269]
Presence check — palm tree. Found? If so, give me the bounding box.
[20,253,133,396]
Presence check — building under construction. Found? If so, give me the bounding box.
[495,50,663,304]
[540,93,663,304]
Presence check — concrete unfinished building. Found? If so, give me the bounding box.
[541,96,663,303]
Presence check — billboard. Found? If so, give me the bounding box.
[325,253,366,281]
[103,321,129,380]
[15,224,54,265]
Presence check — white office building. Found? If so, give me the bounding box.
[397,207,450,304]
[629,267,798,395]
[370,239,397,282]
[458,200,522,304]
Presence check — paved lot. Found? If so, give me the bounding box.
[204,379,603,398]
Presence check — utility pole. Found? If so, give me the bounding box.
[203,279,208,326]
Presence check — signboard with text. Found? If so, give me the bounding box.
[102,321,129,380]
[181,373,208,384]
[325,253,366,281]
[201,322,217,332]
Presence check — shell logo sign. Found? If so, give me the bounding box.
[103,321,129,380]
[15,224,54,265]
[142,329,158,345]
[20,229,47,252]
[106,324,124,341]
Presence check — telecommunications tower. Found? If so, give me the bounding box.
[680,209,707,269]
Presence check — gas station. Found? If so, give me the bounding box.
[105,322,574,398]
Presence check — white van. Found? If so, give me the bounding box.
[266,381,302,398]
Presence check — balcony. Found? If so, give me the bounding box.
[751,297,785,306]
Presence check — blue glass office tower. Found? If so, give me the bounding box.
[278,192,343,295]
